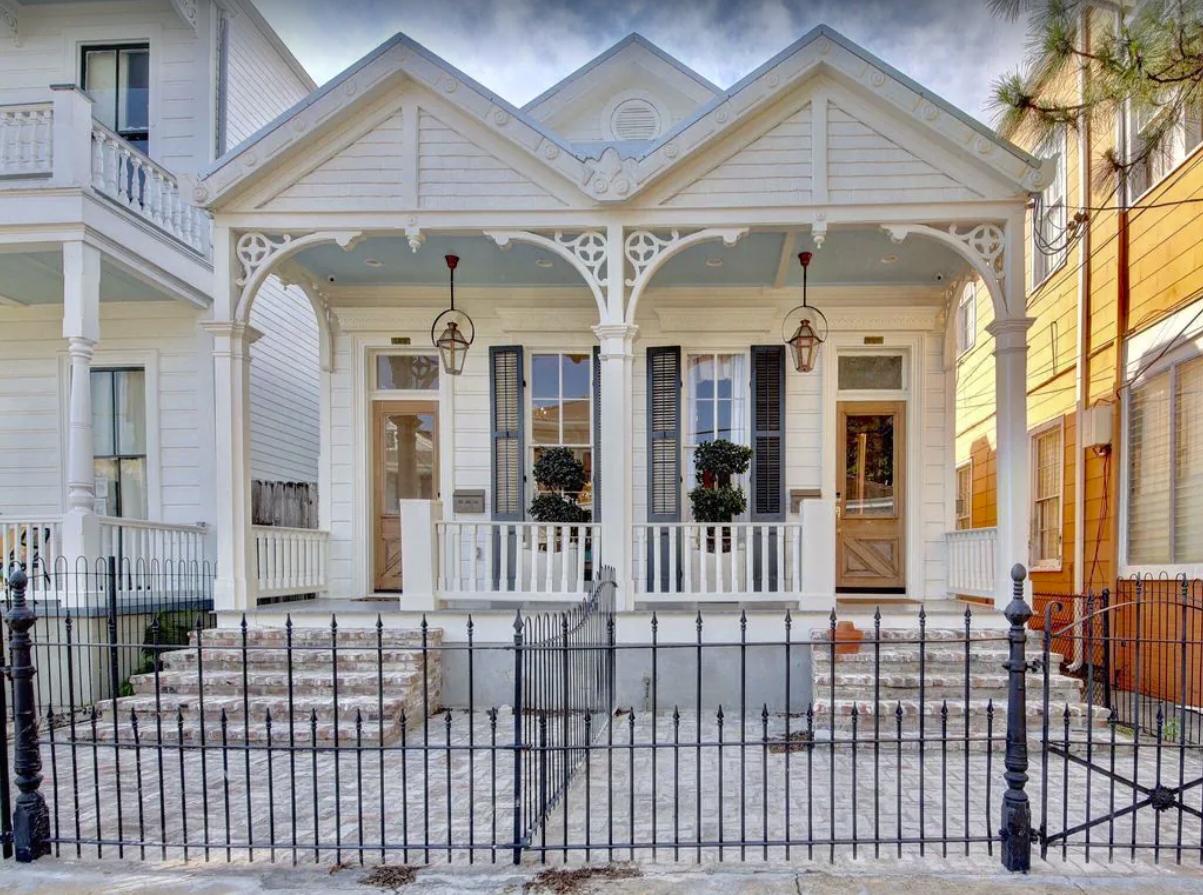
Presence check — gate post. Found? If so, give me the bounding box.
[4,569,50,862]
[1000,563,1032,872]
[511,611,524,866]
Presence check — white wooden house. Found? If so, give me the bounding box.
[0,0,322,573]
[3,21,1049,621]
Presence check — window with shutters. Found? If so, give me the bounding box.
[685,353,747,501]
[647,347,681,522]
[955,461,973,530]
[1032,126,1067,286]
[751,346,785,520]
[1030,421,1063,569]
[490,347,524,520]
[530,352,592,509]
[1127,356,1203,565]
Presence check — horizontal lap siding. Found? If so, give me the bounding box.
[0,4,206,174]
[0,303,205,522]
[417,110,564,209]
[261,112,406,211]
[827,105,976,204]
[225,10,320,487]
[666,106,812,207]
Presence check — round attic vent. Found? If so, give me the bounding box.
[610,98,662,140]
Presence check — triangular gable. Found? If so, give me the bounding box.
[663,104,813,207]
[194,26,1046,210]
[259,111,406,212]
[826,103,979,203]
[417,110,565,210]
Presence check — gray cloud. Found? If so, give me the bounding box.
[254,0,1028,124]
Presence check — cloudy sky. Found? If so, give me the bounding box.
[253,0,1031,126]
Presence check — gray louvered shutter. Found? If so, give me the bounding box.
[751,345,785,521]
[490,346,524,521]
[592,344,601,523]
[646,347,681,523]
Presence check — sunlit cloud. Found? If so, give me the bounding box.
[253,0,1028,125]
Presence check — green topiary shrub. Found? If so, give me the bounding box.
[529,447,592,527]
[688,439,753,536]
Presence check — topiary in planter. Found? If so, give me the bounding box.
[688,439,753,551]
[529,447,592,537]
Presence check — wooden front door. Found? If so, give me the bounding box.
[373,401,438,592]
[836,401,905,592]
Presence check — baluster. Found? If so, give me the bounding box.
[699,525,709,594]
[746,525,756,594]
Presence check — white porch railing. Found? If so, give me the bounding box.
[253,525,330,599]
[1,517,62,598]
[98,517,209,571]
[436,522,601,601]
[90,120,211,256]
[945,527,997,599]
[0,103,53,178]
[633,522,803,601]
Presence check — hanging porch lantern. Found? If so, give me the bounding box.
[431,254,474,376]
[782,251,828,373]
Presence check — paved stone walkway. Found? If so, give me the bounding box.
[33,708,1203,869]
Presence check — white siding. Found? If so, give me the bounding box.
[665,105,813,207]
[248,281,320,483]
[418,109,565,210]
[0,1,210,175]
[222,6,320,486]
[260,111,406,212]
[0,302,208,525]
[827,104,977,204]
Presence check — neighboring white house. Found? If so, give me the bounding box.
[2,19,1050,620]
[0,0,321,571]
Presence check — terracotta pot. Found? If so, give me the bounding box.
[833,620,864,655]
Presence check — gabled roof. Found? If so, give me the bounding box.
[193,24,1048,209]
[521,33,722,115]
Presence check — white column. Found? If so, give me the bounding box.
[988,311,1035,609]
[399,499,441,611]
[60,241,101,563]
[204,320,262,612]
[593,319,637,611]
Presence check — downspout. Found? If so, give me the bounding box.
[1071,6,1091,670]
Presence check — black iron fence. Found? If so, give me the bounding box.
[3,564,1203,869]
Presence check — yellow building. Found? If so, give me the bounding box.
[956,4,1203,607]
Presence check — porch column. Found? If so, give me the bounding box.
[593,322,638,610]
[988,312,1035,609]
[60,241,101,563]
[204,320,261,612]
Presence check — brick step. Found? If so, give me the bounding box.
[811,647,1066,667]
[158,647,430,671]
[192,627,440,648]
[809,628,1007,642]
[129,668,430,699]
[812,671,1081,701]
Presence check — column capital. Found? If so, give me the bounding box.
[65,335,96,359]
[202,320,264,348]
[986,315,1035,352]
[592,322,638,341]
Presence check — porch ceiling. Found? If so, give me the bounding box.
[0,251,174,305]
[289,229,969,290]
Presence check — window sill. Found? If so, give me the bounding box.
[1029,560,1063,574]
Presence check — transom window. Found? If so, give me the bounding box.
[530,352,592,508]
[82,44,150,154]
[1031,423,1063,568]
[375,354,440,391]
[1127,356,1203,564]
[685,353,746,501]
[91,368,147,519]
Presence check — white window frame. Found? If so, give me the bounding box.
[527,350,593,509]
[1029,416,1065,571]
[1129,97,1203,204]
[684,350,749,519]
[1122,353,1203,570]
[1032,125,1067,288]
[369,351,441,398]
[956,283,976,357]
[955,459,973,530]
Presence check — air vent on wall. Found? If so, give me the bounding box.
[610,98,661,140]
